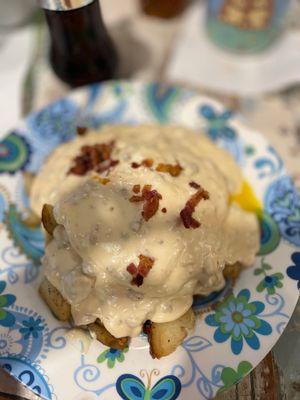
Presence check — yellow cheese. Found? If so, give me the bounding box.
[230,181,262,217]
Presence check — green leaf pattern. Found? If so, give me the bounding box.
[218,361,253,393]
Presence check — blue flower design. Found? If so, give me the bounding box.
[19,317,44,340]
[0,281,16,327]
[200,105,236,141]
[205,289,272,355]
[97,347,128,368]
[287,252,300,290]
[254,258,284,295]
[256,274,284,295]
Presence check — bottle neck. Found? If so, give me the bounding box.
[38,0,94,11]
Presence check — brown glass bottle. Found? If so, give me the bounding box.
[41,0,118,87]
[141,0,186,19]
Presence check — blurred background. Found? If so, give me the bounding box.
[1,0,299,181]
[0,0,299,399]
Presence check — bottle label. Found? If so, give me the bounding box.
[38,0,94,10]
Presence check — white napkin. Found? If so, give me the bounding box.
[167,1,300,96]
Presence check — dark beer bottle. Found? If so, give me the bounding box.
[38,0,118,87]
[140,0,186,19]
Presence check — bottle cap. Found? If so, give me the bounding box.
[38,0,94,11]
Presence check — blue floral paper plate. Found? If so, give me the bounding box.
[0,81,299,400]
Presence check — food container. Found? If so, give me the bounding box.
[206,0,291,53]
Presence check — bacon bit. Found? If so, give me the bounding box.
[131,162,140,169]
[133,184,141,194]
[127,263,137,276]
[68,163,87,176]
[68,141,118,176]
[132,274,144,287]
[92,176,110,185]
[129,195,143,203]
[131,159,154,169]
[189,181,200,189]
[129,185,162,221]
[143,320,152,335]
[142,158,154,168]
[142,188,162,222]
[142,184,152,194]
[76,126,88,136]
[156,163,183,177]
[138,255,154,277]
[180,186,209,229]
[161,207,167,213]
[127,255,155,287]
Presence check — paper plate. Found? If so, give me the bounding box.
[0,81,299,400]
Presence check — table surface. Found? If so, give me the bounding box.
[0,0,299,399]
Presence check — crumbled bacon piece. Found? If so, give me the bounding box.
[131,274,144,287]
[68,162,87,176]
[142,188,162,221]
[142,159,154,168]
[129,195,143,203]
[126,255,155,287]
[156,163,183,177]
[131,159,153,169]
[76,126,88,136]
[68,141,118,176]
[127,263,138,276]
[138,255,154,277]
[129,185,162,221]
[92,176,110,185]
[133,184,141,194]
[131,162,140,169]
[142,184,152,193]
[180,186,209,229]
[189,181,200,189]
[161,207,167,213]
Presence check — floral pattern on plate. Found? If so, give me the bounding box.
[205,289,272,355]
[0,81,299,400]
